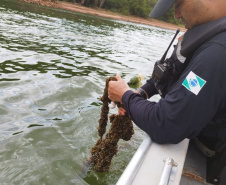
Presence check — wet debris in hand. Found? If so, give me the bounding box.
[90,77,134,172]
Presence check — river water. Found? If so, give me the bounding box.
[0,0,182,184]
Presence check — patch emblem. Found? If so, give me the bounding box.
[182,71,206,95]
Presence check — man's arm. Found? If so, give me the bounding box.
[122,43,226,144]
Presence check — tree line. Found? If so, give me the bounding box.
[57,0,180,24]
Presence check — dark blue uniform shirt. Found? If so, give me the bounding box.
[122,32,226,144]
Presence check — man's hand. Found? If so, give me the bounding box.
[118,107,126,115]
[108,74,130,103]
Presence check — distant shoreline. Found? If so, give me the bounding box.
[17,0,187,32]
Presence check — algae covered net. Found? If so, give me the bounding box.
[90,77,134,172]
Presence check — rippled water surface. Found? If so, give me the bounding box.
[0,0,181,184]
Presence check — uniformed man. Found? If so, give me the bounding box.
[108,0,226,184]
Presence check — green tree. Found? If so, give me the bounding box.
[58,0,180,25]
[128,0,151,17]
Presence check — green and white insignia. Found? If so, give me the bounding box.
[182,71,206,95]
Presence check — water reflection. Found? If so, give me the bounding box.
[0,0,181,184]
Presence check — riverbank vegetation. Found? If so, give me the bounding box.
[56,0,180,25]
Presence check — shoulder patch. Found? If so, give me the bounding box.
[182,71,206,95]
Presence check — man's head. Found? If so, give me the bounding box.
[150,0,226,29]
